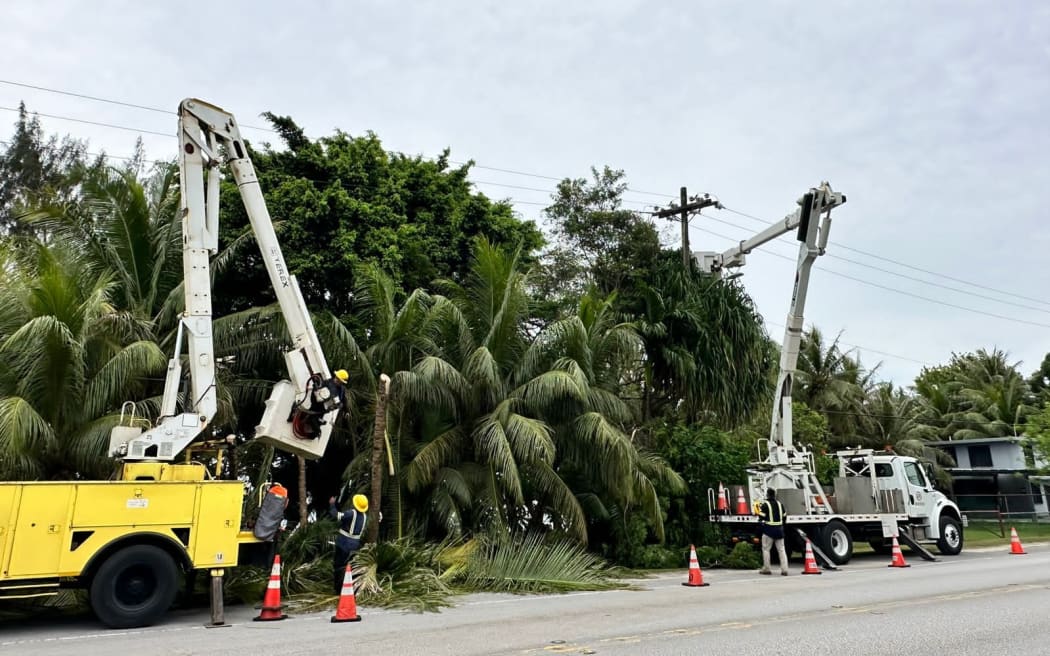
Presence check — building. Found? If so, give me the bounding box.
[928,436,1049,519]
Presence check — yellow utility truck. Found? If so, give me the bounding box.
[0,99,346,628]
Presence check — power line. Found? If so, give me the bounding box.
[5,85,1047,315]
[723,206,1050,308]
[699,212,1050,316]
[692,221,1050,330]
[0,79,275,133]
[764,320,929,366]
[0,104,173,138]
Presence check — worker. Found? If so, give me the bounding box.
[757,487,789,576]
[331,369,349,406]
[329,493,368,594]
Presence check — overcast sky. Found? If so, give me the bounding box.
[3,1,1049,387]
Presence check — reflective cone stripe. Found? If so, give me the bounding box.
[682,545,710,587]
[887,537,910,568]
[802,540,821,575]
[331,563,362,623]
[735,487,749,515]
[1010,527,1027,555]
[253,554,287,621]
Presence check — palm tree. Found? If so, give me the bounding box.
[393,240,682,545]
[539,289,685,542]
[795,327,872,444]
[0,243,166,479]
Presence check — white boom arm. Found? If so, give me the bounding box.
[695,182,845,467]
[114,98,345,461]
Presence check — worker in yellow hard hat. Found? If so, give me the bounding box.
[329,492,368,594]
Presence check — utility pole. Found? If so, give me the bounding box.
[653,187,722,272]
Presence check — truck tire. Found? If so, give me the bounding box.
[89,545,180,629]
[867,539,891,555]
[935,515,963,556]
[821,519,853,565]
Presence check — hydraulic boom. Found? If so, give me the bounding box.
[111,98,346,462]
[695,182,845,506]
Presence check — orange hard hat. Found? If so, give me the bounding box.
[269,483,288,497]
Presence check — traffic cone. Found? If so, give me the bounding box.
[1009,527,1027,555]
[331,563,362,623]
[717,482,728,513]
[887,537,910,568]
[253,554,287,621]
[802,540,822,575]
[735,487,749,515]
[682,545,710,587]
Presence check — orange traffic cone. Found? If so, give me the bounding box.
[1009,527,1027,555]
[331,563,362,623]
[887,537,910,568]
[735,487,749,515]
[717,482,728,513]
[802,540,822,575]
[682,545,710,587]
[254,554,287,621]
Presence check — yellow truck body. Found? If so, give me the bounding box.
[0,463,262,628]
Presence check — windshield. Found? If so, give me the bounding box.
[903,461,927,488]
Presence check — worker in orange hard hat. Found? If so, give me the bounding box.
[329,492,368,594]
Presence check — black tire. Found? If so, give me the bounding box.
[936,514,964,556]
[89,545,180,629]
[821,519,853,565]
[867,539,891,555]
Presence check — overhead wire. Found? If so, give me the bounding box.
[698,211,1050,316]
[3,83,1047,354]
[691,218,1050,330]
[722,206,1050,308]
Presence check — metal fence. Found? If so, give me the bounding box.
[952,492,1050,536]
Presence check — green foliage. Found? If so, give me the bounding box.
[352,538,457,612]
[535,166,662,320]
[722,542,762,569]
[0,103,97,233]
[452,533,622,593]
[214,119,543,321]
[1025,404,1050,474]
[655,422,753,549]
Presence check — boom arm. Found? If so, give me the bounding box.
[115,98,346,461]
[695,182,845,466]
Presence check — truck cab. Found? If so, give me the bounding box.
[835,449,964,556]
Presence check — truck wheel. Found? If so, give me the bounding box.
[821,519,853,565]
[936,515,963,555]
[867,539,891,555]
[89,545,180,629]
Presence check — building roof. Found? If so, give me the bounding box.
[927,436,1026,447]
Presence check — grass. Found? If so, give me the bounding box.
[963,520,1050,548]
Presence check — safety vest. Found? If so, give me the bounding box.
[760,500,785,526]
[338,509,367,540]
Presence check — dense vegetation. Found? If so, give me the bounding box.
[3,103,1049,588]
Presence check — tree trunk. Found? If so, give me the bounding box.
[297,455,308,527]
[366,374,391,544]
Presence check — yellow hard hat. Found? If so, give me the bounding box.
[334,369,349,383]
[352,494,369,513]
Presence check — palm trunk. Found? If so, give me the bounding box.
[297,455,308,526]
[366,374,391,544]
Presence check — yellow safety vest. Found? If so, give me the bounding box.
[759,500,784,526]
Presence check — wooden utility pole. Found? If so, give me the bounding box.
[653,187,722,273]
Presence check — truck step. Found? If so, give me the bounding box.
[793,528,838,570]
[895,531,940,562]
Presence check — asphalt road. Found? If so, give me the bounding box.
[2,545,1047,656]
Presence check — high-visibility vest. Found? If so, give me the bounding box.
[338,508,367,540]
[759,500,785,526]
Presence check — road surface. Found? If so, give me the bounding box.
[2,545,1047,655]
